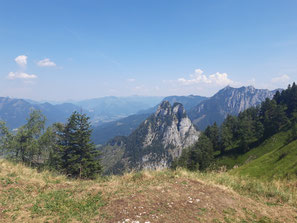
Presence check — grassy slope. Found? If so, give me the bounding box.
[231,138,297,179]
[216,129,297,179]
[0,160,296,223]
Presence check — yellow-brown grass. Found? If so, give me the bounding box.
[0,159,296,223]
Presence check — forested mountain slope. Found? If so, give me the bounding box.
[230,130,297,179]
[188,86,278,130]
[176,83,297,180]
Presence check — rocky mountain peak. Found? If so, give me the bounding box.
[189,85,279,130]
[155,100,172,117]
[100,101,200,174]
[172,102,186,121]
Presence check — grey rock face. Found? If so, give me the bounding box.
[101,101,199,174]
[189,86,279,130]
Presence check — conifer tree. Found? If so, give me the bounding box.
[60,111,102,179]
[205,122,220,151]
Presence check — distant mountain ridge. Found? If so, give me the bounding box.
[92,86,278,145]
[0,96,163,129]
[92,95,207,145]
[0,97,81,129]
[138,95,208,114]
[188,86,279,130]
[74,96,163,125]
[99,101,199,174]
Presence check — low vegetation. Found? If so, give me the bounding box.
[0,159,296,222]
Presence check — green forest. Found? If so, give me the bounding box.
[174,82,297,177]
[0,111,102,179]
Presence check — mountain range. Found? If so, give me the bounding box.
[0,96,162,129]
[0,97,80,129]
[188,85,279,130]
[1,86,279,145]
[92,86,278,144]
[74,96,163,125]
[92,95,207,144]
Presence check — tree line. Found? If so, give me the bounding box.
[0,111,102,179]
[174,82,297,171]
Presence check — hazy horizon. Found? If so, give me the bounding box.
[4,84,283,104]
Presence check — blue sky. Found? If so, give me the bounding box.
[0,0,297,100]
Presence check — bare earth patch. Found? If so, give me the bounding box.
[99,176,296,223]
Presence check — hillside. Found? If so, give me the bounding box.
[0,159,296,223]
[230,131,297,179]
[212,110,297,180]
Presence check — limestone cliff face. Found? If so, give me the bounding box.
[100,101,199,174]
[139,101,199,170]
[188,86,279,130]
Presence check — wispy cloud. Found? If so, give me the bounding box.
[127,78,136,82]
[37,58,56,67]
[7,72,37,80]
[271,74,290,83]
[15,55,27,67]
[178,68,234,86]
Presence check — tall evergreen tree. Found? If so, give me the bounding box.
[205,122,220,151]
[59,111,102,179]
[220,124,233,153]
[14,110,46,165]
[0,121,13,156]
[186,134,214,171]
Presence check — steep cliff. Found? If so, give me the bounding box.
[100,101,199,174]
[188,86,278,130]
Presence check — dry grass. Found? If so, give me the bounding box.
[0,159,297,223]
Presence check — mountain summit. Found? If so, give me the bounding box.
[188,86,278,130]
[100,101,199,174]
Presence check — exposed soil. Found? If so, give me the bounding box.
[99,178,297,223]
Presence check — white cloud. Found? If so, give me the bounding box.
[7,72,37,80]
[15,55,27,67]
[127,78,136,82]
[178,68,234,86]
[37,58,56,67]
[134,85,143,90]
[271,74,290,83]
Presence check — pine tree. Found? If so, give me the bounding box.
[41,122,65,170]
[60,111,102,179]
[14,110,46,165]
[187,134,214,171]
[0,121,13,156]
[220,124,233,154]
[205,122,220,151]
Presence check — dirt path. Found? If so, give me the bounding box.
[100,177,297,223]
